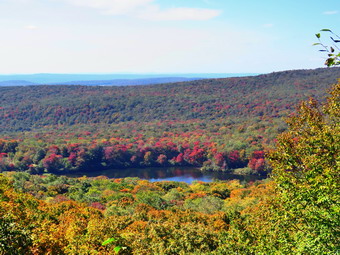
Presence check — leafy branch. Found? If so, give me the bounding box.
[314,29,340,67]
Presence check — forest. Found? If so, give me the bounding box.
[0,66,339,254]
[0,68,339,132]
[0,67,339,174]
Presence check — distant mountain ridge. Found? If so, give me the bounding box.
[0,73,258,86]
[0,80,37,86]
[56,77,202,86]
[0,77,202,86]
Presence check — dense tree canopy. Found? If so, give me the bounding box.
[268,80,339,252]
[0,67,339,174]
[0,67,339,133]
[221,80,340,253]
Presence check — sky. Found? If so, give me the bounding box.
[0,0,339,74]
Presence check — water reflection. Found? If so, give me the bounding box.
[67,167,265,184]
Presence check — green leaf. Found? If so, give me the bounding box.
[320,29,332,32]
[326,58,335,66]
[315,33,321,39]
[114,246,122,253]
[312,43,321,46]
[102,238,116,246]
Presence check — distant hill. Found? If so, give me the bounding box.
[0,73,257,86]
[56,77,202,86]
[0,77,201,86]
[0,67,339,132]
[0,80,37,86]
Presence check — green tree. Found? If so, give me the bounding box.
[266,80,340,252]
[219,81,340,254]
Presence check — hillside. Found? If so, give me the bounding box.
[0,67,338,175]
[0,67,339,132]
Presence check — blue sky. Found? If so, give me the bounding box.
[0,0,339,74]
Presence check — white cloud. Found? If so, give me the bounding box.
[138,7,221,21]
[323,10,338,15]
[62,0,221,21]
[25,25,38,30]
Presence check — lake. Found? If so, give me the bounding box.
[66,166,266,184]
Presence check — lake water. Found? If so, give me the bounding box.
[67,167,266,184]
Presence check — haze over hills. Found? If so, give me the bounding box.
[0,73,258,86]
